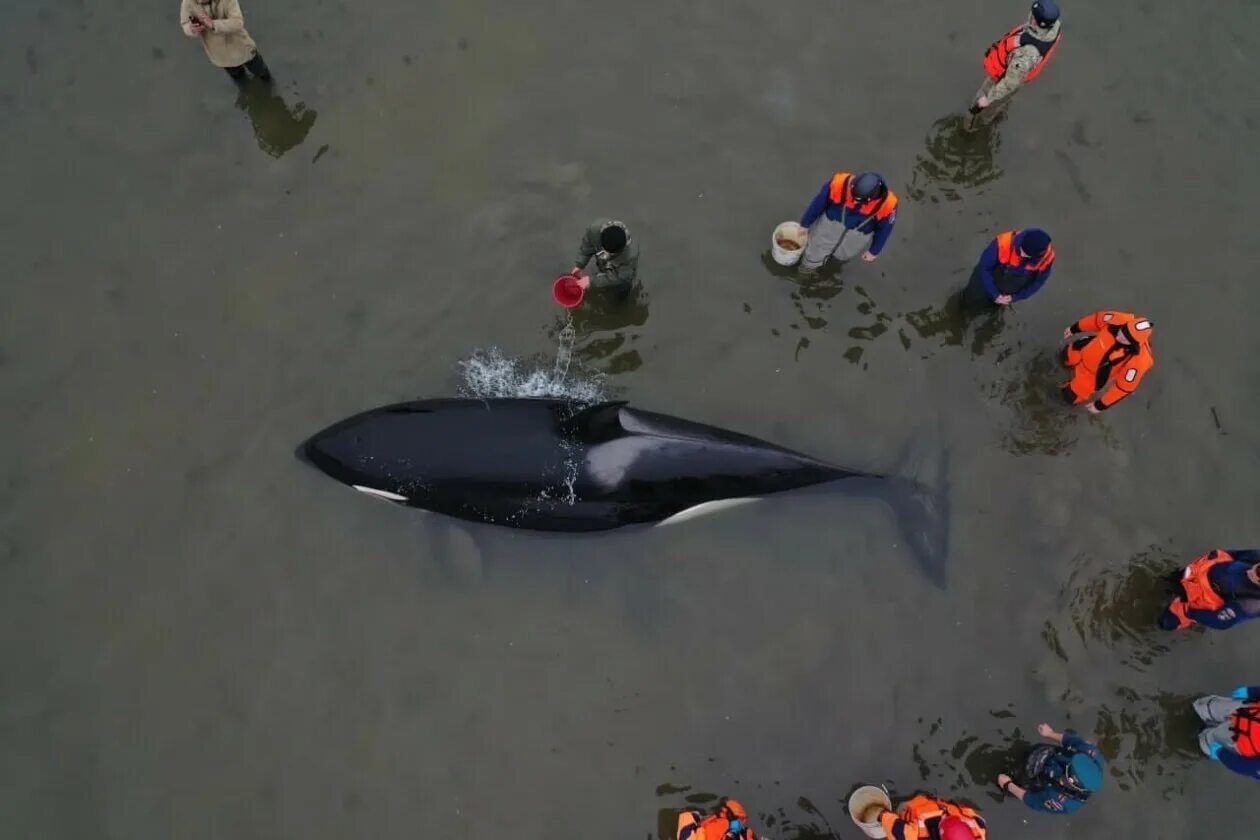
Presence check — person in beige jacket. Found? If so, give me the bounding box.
[180,0,271,83]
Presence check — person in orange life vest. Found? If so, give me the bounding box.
[876,793,986,840]
[676,799,757,840]
[997,723,1104,815]
[1193,686,1260,781]
[797,171,898,274]
[1158,549,1260,631]
[1059,311,1153,413]
[969,0,1061,124]
[962,228,1054,312]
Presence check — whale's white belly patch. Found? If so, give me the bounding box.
[656,497,761,526]
[352,485,409,503]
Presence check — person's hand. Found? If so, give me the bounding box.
[1086,403,1102,415]
[976,95,990,109]
[997,773,1013,791]
[861,251,878,262]
[1063,326,1074,339]
[576,276,591,290]
[571,266,584,277]
[198,13,215,30]
[1218,607,1237,621]
[1207,741,1223,761]
[1233,686,1251,700]
[1037,723,1057,739]
[995,294,1013,305]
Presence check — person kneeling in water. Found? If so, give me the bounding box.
[1193,686,1260,781]
[676,799,757,840]
[997,722,1104,815]
[1159,549,1260,631]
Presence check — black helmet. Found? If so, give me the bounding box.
[599,222,628,254]
[1031,0,1060,26]
[851,172,886,203]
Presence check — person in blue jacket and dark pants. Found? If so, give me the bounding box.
[1194,687,1260,780]
[962,228,1055,313]
[997,722,1104,815]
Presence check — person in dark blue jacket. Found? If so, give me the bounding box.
[1194,687,1260,780]
[961,228,1054,313]
[797,171,899,274]
[997,723,1104,815]
[1158,549,1260,631]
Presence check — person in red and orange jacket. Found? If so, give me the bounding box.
[877,793,986,840]
[1159,549,1260,631]
[676,799,757,840]
[1060,310,1154,413]
[969,1,1061,125]
[1193,686,1260,780]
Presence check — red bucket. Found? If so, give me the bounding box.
[552,274,586,308]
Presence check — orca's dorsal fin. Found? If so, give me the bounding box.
[558,401,628,443]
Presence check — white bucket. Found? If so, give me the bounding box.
[848,785,892,839]
[771,221,807,266]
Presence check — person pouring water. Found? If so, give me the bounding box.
[796,171,898,275]
[570,218,639,297]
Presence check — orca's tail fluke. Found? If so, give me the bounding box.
[875,448,951,587]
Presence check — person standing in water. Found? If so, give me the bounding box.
[180,0,272,84]
[797,171,898,275]
[571,219,639,297]
[997,722,1105,815]
[1192,687,1260,780]
[962,228,1054,312]
[969,0,1062,126]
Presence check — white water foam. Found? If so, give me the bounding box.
[457,341,605,405]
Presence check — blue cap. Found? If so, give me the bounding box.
[1069,753,1103,792]
[1032,0,1060,26]
[1019,228,1051,257]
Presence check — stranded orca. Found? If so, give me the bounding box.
[300,398,949,582]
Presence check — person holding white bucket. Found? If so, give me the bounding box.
[873,793,986,840]
[797,171,898,275]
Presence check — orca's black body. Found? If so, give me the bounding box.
[301,398,948,581]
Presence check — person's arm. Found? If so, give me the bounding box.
[975,239,1001,299]
[573,222,600,271]
[799,181,832,229]
[1224,549,1260,563]
[1183,604,1244,629]
[1022,788,1076,814]
[209,0,246,33]
[180,0,199,34]
[1217,749,1260,780]
[589,251,637,289]
[987,49,1037,101]
[1012,262,1052,301]
[877,808,915,840]
[867,209,897,256]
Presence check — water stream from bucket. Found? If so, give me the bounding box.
[456,318,606,507]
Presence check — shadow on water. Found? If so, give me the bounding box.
[909,709,1032,802]
[904,290,1014,360]
[1043,547,1180,671]
[905,114,1004,205]
[234,81,318,158]
[548,286,651,375]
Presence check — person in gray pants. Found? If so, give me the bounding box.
[797,172,899,275]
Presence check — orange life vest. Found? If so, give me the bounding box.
[879,795,986,840]
[1166,550,1233,630]
[1232,703,1260,758]
[996,230,1055,272]
[676,803,753,840]
[1062,311,1154,408]
[828,172,899,223]
[983,24,1061,82]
